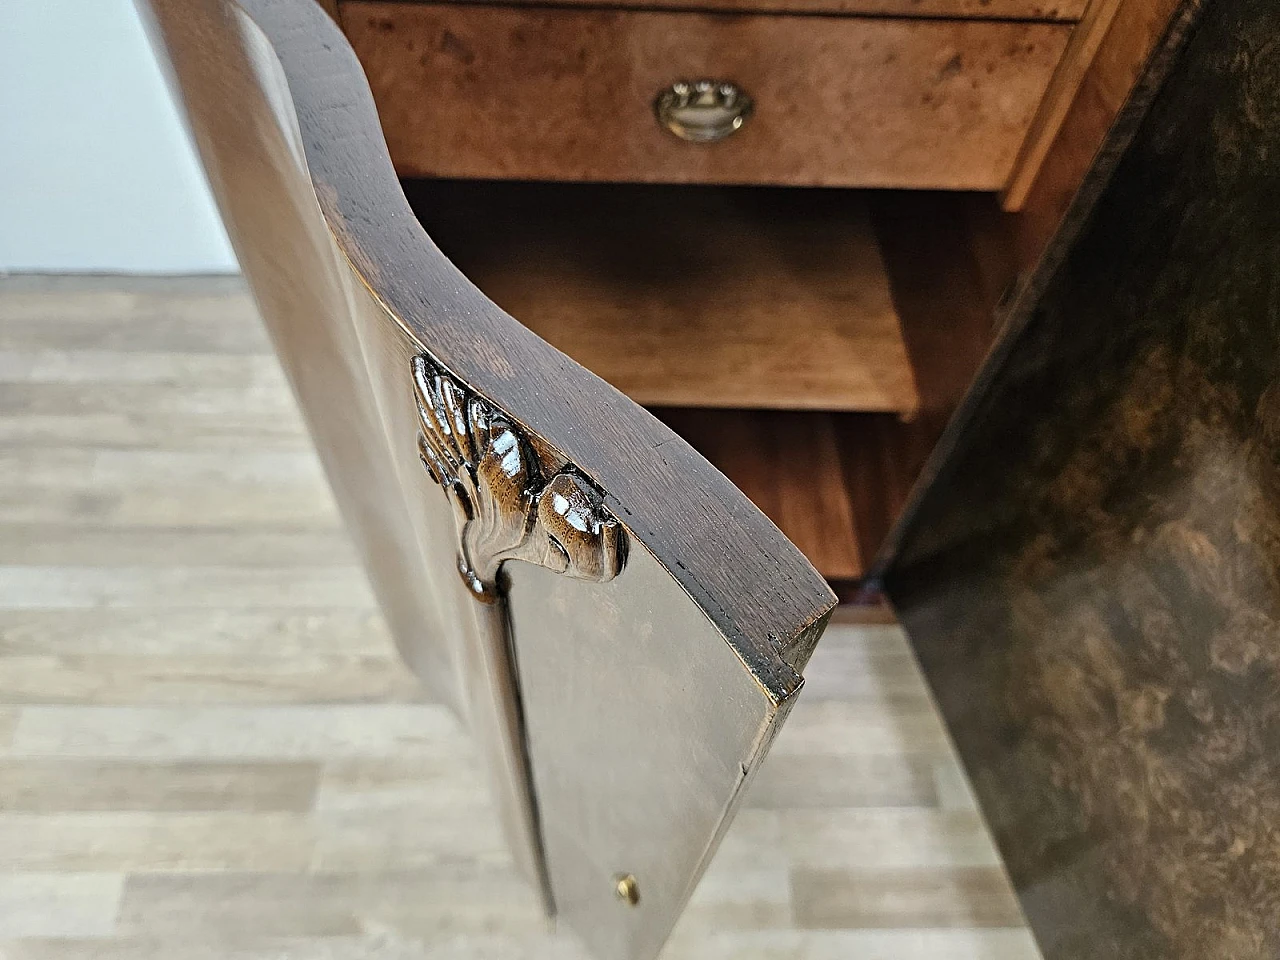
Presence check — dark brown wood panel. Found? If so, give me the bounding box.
[371,0,1087,21]
[653,409,966,582]
[656,409,863,581]
[845,191,1019,574]
[879,2,1280,958]
[342,2,1071,190]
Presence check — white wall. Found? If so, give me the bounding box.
[0,0,238,274]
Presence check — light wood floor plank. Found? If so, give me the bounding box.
[676,861,793,933]
[0,317,269,355]
[0,873,124,938]
[0,930,1042,960]
[314,755,500,812]
[0,566,374,609]
[746,753,938,809]
[0,289,267,353]
[0,655,422,705]
[662,929,1043,960]
[0,759,320,812]
[0,413,309,449]
[0,277,1036,958]
[766,698,954,756]
[9,705,463,759]
[0,526,358,566]
[0,812,315,871]
[0,384,297,419]
[0,350,285,387]
[0,708,17,750]
[0,610,394,657]
[0,483,338,529]
[310,756,512,871]
[776,809,1004,870]
[116,869,548,938]
[715,808,1002,871]
[0,448,333,527]
[0,448,321,487]
[799,622,937,700]
[792,866,1024,929]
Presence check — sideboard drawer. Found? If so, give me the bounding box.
[341,2,1071,190]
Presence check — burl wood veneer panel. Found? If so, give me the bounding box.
[405,180,917,413]
[343,3,1071,190]
[883,1,1280,958]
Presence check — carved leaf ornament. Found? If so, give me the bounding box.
[412,354,626,601]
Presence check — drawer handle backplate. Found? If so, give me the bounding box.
[654,80,753,144]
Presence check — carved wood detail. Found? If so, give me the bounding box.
[412,354,626,601]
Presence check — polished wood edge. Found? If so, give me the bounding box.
[230,0,836,701]
[1001,0,1184,224]
[1001,0,1126,210]
[873,0,1206,578]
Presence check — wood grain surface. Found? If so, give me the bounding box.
[0,275,1036,958]
[656,410,865,580]
[354,0,1087,21]
[407,180,917,413]
[343,2,1071,189]
[1002,0,1183,254]
[406,185,1017,582]
[205,0,836,720]
[653,410,942,583]
[1001,0,1129,210]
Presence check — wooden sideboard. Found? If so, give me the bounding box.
[145,1,1280,958]
[317,0,1182,582]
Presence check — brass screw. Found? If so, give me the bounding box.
[614,873,640,906]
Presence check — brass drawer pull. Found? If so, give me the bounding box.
[654,80,753,143]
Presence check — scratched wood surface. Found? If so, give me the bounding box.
[0,275,1039,958]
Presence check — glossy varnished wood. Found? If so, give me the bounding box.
[407,180,917,413]
[879,1,1280,958]
[343,2,1071,190]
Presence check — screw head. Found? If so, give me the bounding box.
[613,873,640,906]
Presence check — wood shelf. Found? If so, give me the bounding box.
[405,180,919,413]
[656,409,942,582]
[656,194,1016,581]
[405,182,1015,581]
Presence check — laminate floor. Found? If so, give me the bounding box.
[0,275,1040,960]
